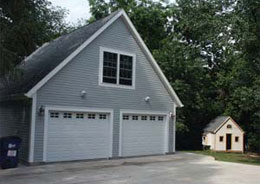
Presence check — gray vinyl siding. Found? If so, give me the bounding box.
[34,17,175,161]
[0,101,31,161]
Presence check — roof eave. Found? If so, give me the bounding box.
[24,9,183,107]
[120,10,183,107]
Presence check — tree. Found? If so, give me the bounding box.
[88,0,172,50]
[87,0,260,152]
[224,0,260,152]
[0,0,70,86]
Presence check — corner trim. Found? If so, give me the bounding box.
[172,103,176,152]
[28,93,37,163]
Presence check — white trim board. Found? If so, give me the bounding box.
[28,93,37,163]
[99,47,136,89]
[214,116,245,134]
[119,110,170,157]
[24,10,183,107]
[43,106,114,162]
[25,10,124,98]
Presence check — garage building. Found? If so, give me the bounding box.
[0,9,183,163]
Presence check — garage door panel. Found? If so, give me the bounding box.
[46,111,111,162]
[121,113,167,157]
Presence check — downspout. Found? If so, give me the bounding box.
[173,103,176,152]
[28,93,37,163]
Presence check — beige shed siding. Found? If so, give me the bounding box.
[203,133,215,150]
[33,17,174,162]
[215,119,244,152]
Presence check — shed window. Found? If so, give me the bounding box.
[227,124,232,129]
[101,48,135,88]
[219,136,224,142]
[235,136,239,142]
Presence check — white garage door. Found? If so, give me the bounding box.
[46,110,111,162]
[121,113,167,157]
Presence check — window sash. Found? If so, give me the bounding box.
[103,52,118,84]
[102,51,133,86]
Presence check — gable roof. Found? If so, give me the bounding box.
[0,10,120,96]
[204,116,244,133]
[1,9,183,107]
[203,116,229,133]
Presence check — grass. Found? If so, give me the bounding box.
[187,150,260,166]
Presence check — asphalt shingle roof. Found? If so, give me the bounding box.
[203,116,230,133]
[0,10,120,96]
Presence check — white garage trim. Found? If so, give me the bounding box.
[28,93,37,163]
[173,103,176,152]
[119,110,169,157]
[43,106,113,162]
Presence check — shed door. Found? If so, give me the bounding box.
[226,134,232,150]
[46,111,111,162]
[121,114,167,157]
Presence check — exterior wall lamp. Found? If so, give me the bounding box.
[144,96,151,102]
[80,90,86,98]
[38,105,45,116]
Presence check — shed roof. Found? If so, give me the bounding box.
[203,116,230,133]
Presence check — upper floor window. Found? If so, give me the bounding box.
[100,47,135,89]
[227,124,232,129]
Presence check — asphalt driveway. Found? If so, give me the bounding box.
[0,152,259,184]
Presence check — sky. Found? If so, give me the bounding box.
[49,0,175,24]
[50,0,91,24]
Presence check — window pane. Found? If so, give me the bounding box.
[119,55,132,86]
[103,52,117,84]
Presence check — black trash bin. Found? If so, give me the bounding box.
[0,136,22,169]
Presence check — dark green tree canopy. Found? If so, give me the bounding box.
[0,0,70,80]
[0,0,259,152]
[88,0,260,152]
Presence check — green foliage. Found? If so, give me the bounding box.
[189,150,260,165]
[88,0,260,152]
[1,0,258,152]
[0,0,70,82]
[88,0,172,50]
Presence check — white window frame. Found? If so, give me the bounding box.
[99,47,136,89]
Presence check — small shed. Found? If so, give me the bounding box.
[202,116,245,152]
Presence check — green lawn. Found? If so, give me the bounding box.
[187,150,260,165]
